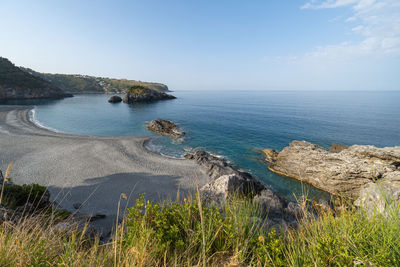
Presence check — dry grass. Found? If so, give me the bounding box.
[0,188,398,266]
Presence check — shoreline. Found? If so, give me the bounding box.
[0,105,210,236]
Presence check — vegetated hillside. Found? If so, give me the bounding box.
[21,67,170,94]
[0,57,72,100]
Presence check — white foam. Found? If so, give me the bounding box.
[29,108,64,133]
[144,139,185,159]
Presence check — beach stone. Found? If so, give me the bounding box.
[108,95,122,103]
[264,140,400,198]
[88,213,106,221]
[73,202,82,209]
[146,119,185,137]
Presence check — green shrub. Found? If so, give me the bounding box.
[0,188,399,266]
[123,193,276,265]
[126,85,148,95]
[2,183,48,209]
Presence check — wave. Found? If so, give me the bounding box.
[29,108,64,134]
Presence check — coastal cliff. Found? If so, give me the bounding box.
[0,57,72,100]
[263,141,400,200]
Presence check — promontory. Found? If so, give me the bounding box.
[263,141,400,201]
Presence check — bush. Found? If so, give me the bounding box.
[2,183,48,209]
[123,193,276,265]
[126,85,148,95]
[0,190,399,266]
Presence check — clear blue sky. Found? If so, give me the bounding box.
[1,0,399,90]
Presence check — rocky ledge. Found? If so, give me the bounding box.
[123,86,176,103]
[185,151,302,227]
[263,141,400,201]
[146,119,185,137]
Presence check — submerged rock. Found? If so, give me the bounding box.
[108,95,122,103]
[146,119,185,137]
[123,86,176,103]
[264,141,400,199]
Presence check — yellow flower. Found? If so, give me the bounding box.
[258,236,265,243]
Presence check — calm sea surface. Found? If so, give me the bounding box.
[18,91,400,199]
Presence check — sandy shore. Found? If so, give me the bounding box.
[0,106,209,235]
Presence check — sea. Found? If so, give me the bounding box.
[15,90,400,199]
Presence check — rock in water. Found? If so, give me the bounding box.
[122,85,176,103]
[146,119,185,137]
[264,140,400,198]
[108,95,122,103]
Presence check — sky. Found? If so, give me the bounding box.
[0,0,399,91]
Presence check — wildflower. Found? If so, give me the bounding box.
[258,235,265,243]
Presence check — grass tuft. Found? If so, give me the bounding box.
[0,188,398,266]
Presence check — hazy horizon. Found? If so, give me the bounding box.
[1,0,399,91]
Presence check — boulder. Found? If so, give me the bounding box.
[186,150,301,227]
[264,141,400,198]
[146,119,185,137]
[354,182,400,216]
[108,95,122,103]
[123,86,176,103]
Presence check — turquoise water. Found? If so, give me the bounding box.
[20,91,400,199]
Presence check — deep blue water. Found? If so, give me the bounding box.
[14,91,400,199]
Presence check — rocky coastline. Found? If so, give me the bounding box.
[184,150,301,227]
[263,141,400,208]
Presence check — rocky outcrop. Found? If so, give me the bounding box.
[329,144,349,153]
[0,57,73,100]
[264,141,400,199]
[146,119,185,137]
[263,149,278,162]
[354,182,400,215]
[185,151,301,227]
[108,95,122,103]
[123,86,176,103]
